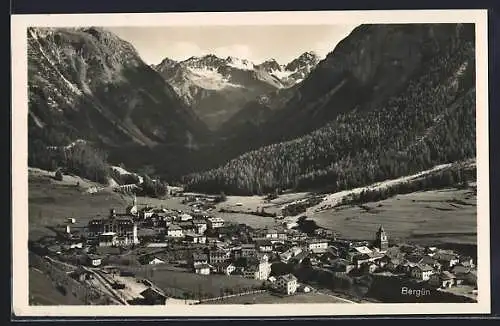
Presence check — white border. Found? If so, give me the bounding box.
[11,10,490,317]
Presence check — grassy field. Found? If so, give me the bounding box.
[28,172,128,240]
[206,291,350,304]
[310,188,477,245]
[28,168,477,246]
[131,265,263,299]
[29,267,84,305]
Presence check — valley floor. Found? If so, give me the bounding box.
[311,188,476,246]
[27,166,477,247]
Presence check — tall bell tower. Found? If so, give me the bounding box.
[375,225,389,252]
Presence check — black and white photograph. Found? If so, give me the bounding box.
[11,10,490,317]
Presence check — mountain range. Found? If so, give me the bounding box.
[184,23,477,194]
[152,52,320,130]
[27,24,477,196]
[28,27,207,151]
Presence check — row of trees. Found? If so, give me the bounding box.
[183,41,476,195]
[341,164,475,207]
[29,138,110,184]
[136,174,168,198]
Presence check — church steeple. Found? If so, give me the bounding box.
[375,225,388,251]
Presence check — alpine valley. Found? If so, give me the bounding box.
[28,24,476,196]
[25,22,480,307]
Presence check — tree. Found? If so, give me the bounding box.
[54,169,63,181]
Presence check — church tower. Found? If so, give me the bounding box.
[375,225,389,251]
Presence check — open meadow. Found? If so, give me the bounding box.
[309,188,477,246]
[28,171,128,241]
[204,291,351,304]
[128,266,263,299]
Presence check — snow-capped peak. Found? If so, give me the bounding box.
[225,56,254,70]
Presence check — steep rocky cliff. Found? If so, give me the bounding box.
[28,27,208,150]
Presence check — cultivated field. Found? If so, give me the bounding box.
[310,188,477,245]
[205,291,351,304]
[28,171,128,240]
[130,266,263,299]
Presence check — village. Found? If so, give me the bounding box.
[28,193,478,305]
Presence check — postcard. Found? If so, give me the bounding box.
[11,9,490,317]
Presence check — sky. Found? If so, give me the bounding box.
[106,25,358,65]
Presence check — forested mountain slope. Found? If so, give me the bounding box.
[219,24,475,154]
[183,28,476,195]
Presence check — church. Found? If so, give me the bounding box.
[374,225,389,252]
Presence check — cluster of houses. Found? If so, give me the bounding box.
[37,196,477,299]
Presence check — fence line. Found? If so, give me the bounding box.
[194,290,267,304]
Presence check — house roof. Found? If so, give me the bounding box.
[195,263,211,269]
[368,252,385,259]
[192,253,208,261]
[406,254,425,264]
[441,271,456,280]
[100,232,116,236]
[355,253,371,261]
[241,244,256,249]
[414,264,434,272]
[279,273,298,282]
[451,264,471,275]
[185,233,204,238]
[307,238,328,244]
[215,261,234,269]
[257,240,273,246]
[420,255,439,265]
[168,224,182,231]
[290,251,309,262]
[435,252,458,261]
[140,287,166,300]
[331,258,350,266]
[354,246,373,254]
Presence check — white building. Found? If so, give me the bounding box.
[180,213,193,221]
[279,246,303,263]
[411,264,435,281]
[243,255,272,280]
[192,219,208,234]
[166,225,184,238]
[276,274,298,295]
[148,257,165,265]
[307,239,329,253]
[98,232,118,247]
[216,261,236,275]
[257,255,272,280]
[87,255,102,267]
[207,217,224,229]
[194,263,211,275]
[88,213,139,246]
[185,233,207,244]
